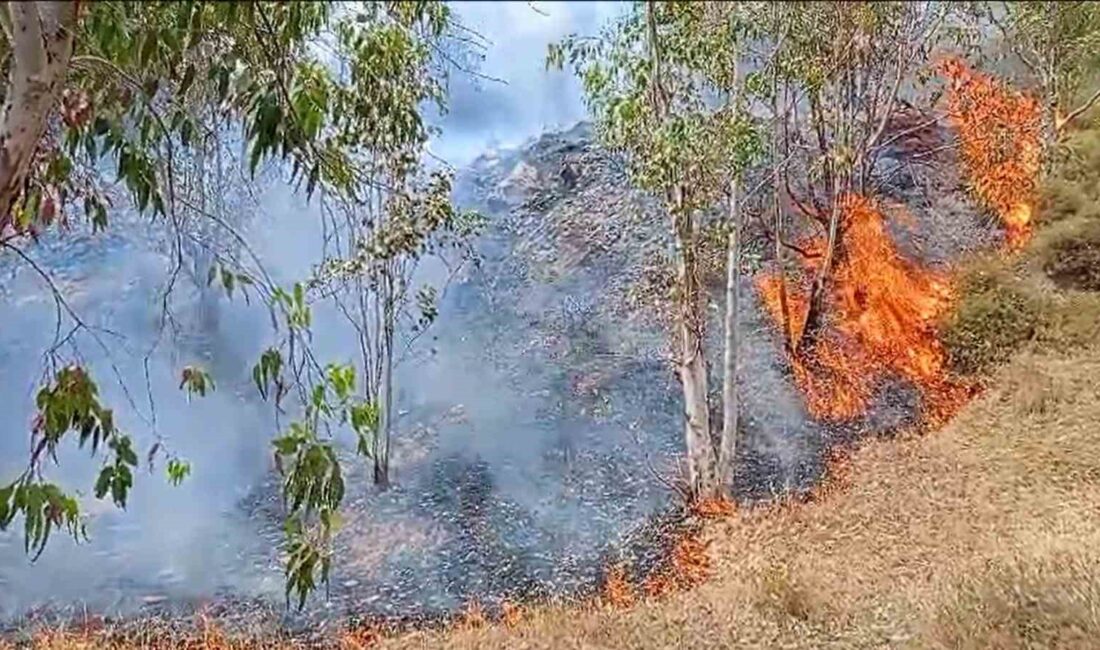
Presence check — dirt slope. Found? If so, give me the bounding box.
[381,343,1100,650]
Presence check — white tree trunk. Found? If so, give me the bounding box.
[373,266,394,488]
[647,3,716,500]
[0,2,77,232]
[718,175,740,490]
[672,185,715,499]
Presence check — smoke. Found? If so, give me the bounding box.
[0,213,281,615]
[0,3,663,622]
[430,1,624,167]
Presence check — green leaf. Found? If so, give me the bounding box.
[221,267,235,298]
[166,458,191,486]
[0,483,14,527]
[140,31,158,67]
[94,466,114,500]
[179,366,215,400]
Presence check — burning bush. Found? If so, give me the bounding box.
[758,195,962,422]
[939,58,1043,249]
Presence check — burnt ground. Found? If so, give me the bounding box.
[239,117,995,633]
[1,117,999,645]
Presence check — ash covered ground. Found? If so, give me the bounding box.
[0,118,999,639]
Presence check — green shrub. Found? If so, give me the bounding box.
[941,267,1041,376]
[942,120,1100,377]
[1037,176,1091,225]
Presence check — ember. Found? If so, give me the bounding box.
[691,497,736,520]
[600,565,636,608]
[642,534,711,599]
[456,600,487,630]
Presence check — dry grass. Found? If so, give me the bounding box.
[379,342,1100,649]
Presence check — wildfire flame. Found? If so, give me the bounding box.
[642,534,711,598]
[939,57,1042,249]
[601,564,637,608]
[758,195,966,422]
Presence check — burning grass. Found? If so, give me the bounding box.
[599,565,636,609]
[376,340,1100,649]
[640,535,712,600]
[939,58,1042,249]
[689,497,735,520]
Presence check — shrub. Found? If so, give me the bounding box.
[1036,175,1092,225]
[943,119,1100,377]
[941,265,1041,376]
[1040,220,1100,291]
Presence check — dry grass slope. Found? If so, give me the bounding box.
[18,323,1100,650]
[383,343,1100,650]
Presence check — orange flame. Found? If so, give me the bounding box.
[691,497,736,519]
[758,195,966,422]
[500,600,523,627]
[642,534,711,598]
[601,564,637,608]
[457,599,487,630]
[938,57,1042,249]
[342,626,383,649]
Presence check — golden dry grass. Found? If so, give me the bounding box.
[379,342,1100,650]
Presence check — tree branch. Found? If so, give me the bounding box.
[1058,86,1100,131]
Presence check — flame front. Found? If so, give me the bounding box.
[758,195,966,422]
[939,57,1042,249]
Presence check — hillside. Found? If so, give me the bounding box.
[21,338,1098,650]
[381,340,1100,649]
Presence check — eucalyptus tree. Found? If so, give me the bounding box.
[983,1,1100,141]
[757,2,950,351]
[550,2,761,499]
[0,1,472,607]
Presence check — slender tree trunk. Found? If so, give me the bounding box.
[373,267,394,488]
[647,2,715,499]
[717,46,746,495]
[774,72,795,354]
[0,2,77,231]
[774,174,792,350]
[673,184,715,499]
[718,174,740,490]
[799,74,852,352]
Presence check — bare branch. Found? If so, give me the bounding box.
[1058,86,1100,131]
